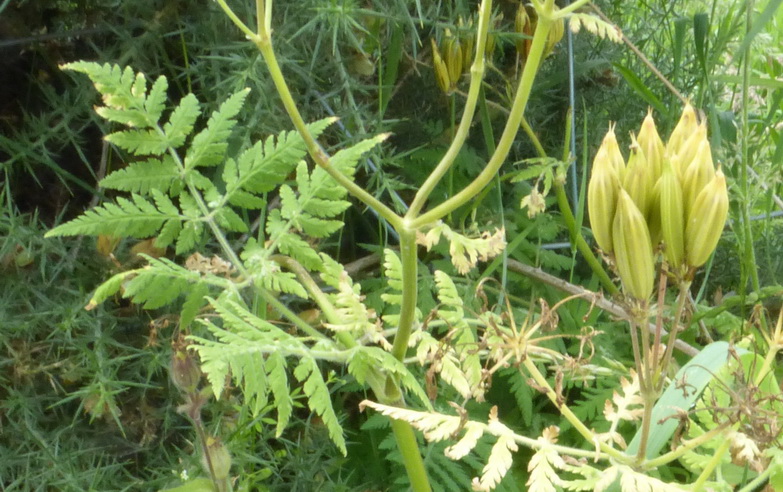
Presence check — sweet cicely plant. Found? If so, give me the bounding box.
[44,0,783,490]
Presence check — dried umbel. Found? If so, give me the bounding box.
[588,104,729,297]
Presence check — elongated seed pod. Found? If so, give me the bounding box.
[613,190,655,300]
[442,31,463,88]
[431,39,451,94]
[675,121,707,177]
[637,108,666,182]
[623,139,653,219]
[686,170,729,268]
[588,163,620,253]
[545,15,565,57]
[667,103,698,158]
[601,124,626,177]
[659,161,685,268]
[682,138,716,216]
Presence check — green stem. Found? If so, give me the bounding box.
[654,282,691,393]
[406,0,492,218]
[410,7,554,229]
[522,358,631,464]
[691,437,731,492]
[391,228,418,361]
[390,419,432,492]
[641,422,732,470]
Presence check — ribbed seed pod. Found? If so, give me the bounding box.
[675,121,707,176]
[682,138,716,215]
[442,30,463,88]
[514,5,531,58]
[485,14,501,59]
[601,124,627,177]
[667,102,698,158]
[459,17,475,70]
[685,169,729,268]
[647,178,662,247]
[658,161,685,268]
[545,14,565,57]
[431,39,451,94]
[622,138,653,218]
[637,108,665,181]
[613,190,655,300]
[588,163,620,253]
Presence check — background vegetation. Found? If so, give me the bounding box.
[1,0,781,490]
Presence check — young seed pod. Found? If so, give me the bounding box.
[658,161,686,268]
[170,348,202,394]
[675,121,707,176]
[647,178,662,248]
[682,138,716,216]
[458,17,475,70]
[637,108,665,181]
[685,169,729,268]
[622,138,653,219]
[442,30,463,87]
[667,102,698,158]
[588,162,620,253]
[431,38,451,94]
[600,123,626,178]
[613,190,655,300]
[545,15,565,57]
[515,5,532,58]
[201,436,232,481]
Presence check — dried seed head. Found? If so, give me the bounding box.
[685,169,729,268]
[613,190,655,300]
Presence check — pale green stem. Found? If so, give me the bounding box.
[410,9,554,229]
[391,228,419,361]
[406,0,492,218]
[522,358,631,464]
[216,0,404,231]
[641,422,732,470]
[691,437,731,492]
[390,419,431,492]
[654,282,691,393]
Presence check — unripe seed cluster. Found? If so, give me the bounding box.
[587,105,729,300]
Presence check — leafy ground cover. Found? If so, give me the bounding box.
[1,0,782,491]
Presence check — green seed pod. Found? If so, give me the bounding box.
[515,5,531,57]
[459,17,475,71]
[647,178,662,248]
[601,123,626,178]
[622,138,653,219]
[170,348,202,393]
[431,38,451,94]
[545,14,565,57]
[637,108,665,181]
[613,190,655,300]
[682,138,716,216]
[201,436,232,481]
[667,102,698,159]
[442,30,463,88]
[485,13,502,59]
[588,162,620,253]
[675,121,707,176]
[686,169,728,268]
[658,161,686,268]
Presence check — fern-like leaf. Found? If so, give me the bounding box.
[184,89,249,169]
[99,157,180,194]
[45,191,182,238]
[294,357,347,455]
